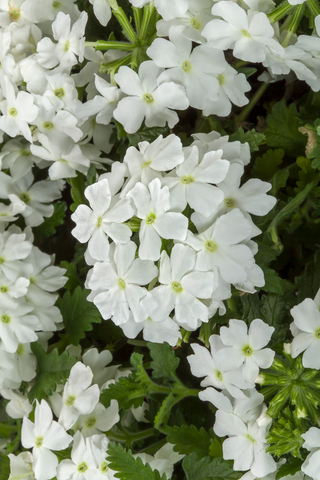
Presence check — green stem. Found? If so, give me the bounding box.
[106,427,155,447]
[282,3,305,47]
[267,0,293,23]
[100,53,132,75]
[267,178,319,251]
[227,296,237,312]
[133,7,143,35]
[0,422,18,434]
[110,2,138,43]
[86,40,134,52]
[235,82,269,128]
[140,2,155,41]
[307,0,320,17]
[138,439,167,455]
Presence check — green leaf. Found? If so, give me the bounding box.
[166,425,212,458]
[229,127,265,152]
[100,374,145,410]
[182,454,242,480]
[271,168,289,196]
[295,156,317,193]
[251,149,285,181]
[148,342,180,382]
[59,261,80,291]
[236,67,257,78]
[0,452,10,480]
[276,457,303,480]
[209,438,223,458]
[28,343,77,402]
[260,266,288,295]
[57,286,101,345]
[127,126,169,147]
[264,100,305,155]
[260,293,291,328]
[295,250,320,302]
[107,442,167,480]
[241,293,261,322]
[33,201,66,241]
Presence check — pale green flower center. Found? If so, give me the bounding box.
[216,370,223,381]
[243,345,253,357]
[171,281,183,293]
[20,192,30,203]
[64,40,70,52]
[191,17,201,30]
[118,278,126,290]
[9,7,21,22]
[247,434,256,443]
[1,314,10,324]
[19,149,31,156]
[9,107,17,117]
[217,74,225,86]
[0,257,5,264]
[53,1,61,8]
[241,30,251,38]
[315,329,320,338]
[54,88,65,98]
[146,213,156,225]
[205,240,217,253]
[100,461,109,473]
[224,198,235,208]
[143,93,154,104]
[77,462,88,473]
[182,60,192,73]
[35,436,43,448]
[181,175,194,184]
[43,121,54,130]
[65,395,76,406]
[0,285,7,293]
[142,160,152,168]
[85,418,96,428]
[17,344,24,356]
[59,158,68,163]
[97,217,103,227]
[30,277,36,284]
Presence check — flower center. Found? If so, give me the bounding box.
[243,345,253,356]
[54,88,65,98]
[20,192,30,203]
[181,175,194,184]
[224,198,235,208]
[9,7,21,22]
[0,285,7,293]
[53,1,61,8]
[0,257,5,264]
[205,240,217,253]
[215,370,223,381]
[246,434,256,443]
[217,74,225,86]
[77,462,88,473]
[58,158,68,163]
[19,149,31,156]
[97,217,103,227]
[146,213,156,225]
[16,344,24,355]
[35,436,43,448]
[100,461,109,473]
[315,328,320,338]
[191,17,201,29]
[43,121,54,130]
[1,314,10,324]
[64,40,70,52]
[143,93,154,104]
[118,278,126,290]
[142,160,152,168]
[9,107,17,117]
[65,395,76,406]
[85,418,96,428]
[182,60,192,73]
[171,281,183,293]
[241,30,251,38]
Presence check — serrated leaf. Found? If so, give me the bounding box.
[260,293,292,328]
[182,454,242,480]
[276,457,303,480]
[59,261,80,291]
[100,374,145,410]
[148,342,180,382]
[209,438,223,458]
[265,100,305,155]
[229,127,265,152]
[57,286,101,345]
[261,266,286,295]
[127,126,169,147]
[241,293,261,322]
[166,425,211,457]
[33,201,66,241]
[252,149,285,181]
[271,168,289,196]
[28,344,77,402]
[295,250,320,302]
[0,452,10,480]
[295,156,317,193]
[107,442,167,480]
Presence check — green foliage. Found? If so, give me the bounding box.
[148,342,180,383]
[166,425,215,458]
[264,100,305,155]
[229,127,265,152]
[57,286,101,345]
[59,261,80,291]
[295,156,318,193]
[107,442,167,480]
[267,408,304,458]
[251,149,285,181]
[28,343,77,402]
[276,457,304,480]
[182,454,242,480]
[100,374,145,410]
[295,250,320,302]
[0,452,10,480]
[33,201,66,241]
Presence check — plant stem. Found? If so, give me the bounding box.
[235,82,269,128]
[307,0,320,17]
[133,7,143,35]
[110,3,137,43]
[140,2,155,41]
[106,427,155,446]
[86,41,134,52]
[268,0,293,23]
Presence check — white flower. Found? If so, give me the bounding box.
[21,400,72,480]
[290,296,320,368]
[302,427,320,480]
[129,0,188,21]
[216,319,275,383]
[113,61,189,134]
[127,178,188,261]
[76,400,119,438]
[59,362,100,430]
[89,0,111,26]
[71,178,134,261]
